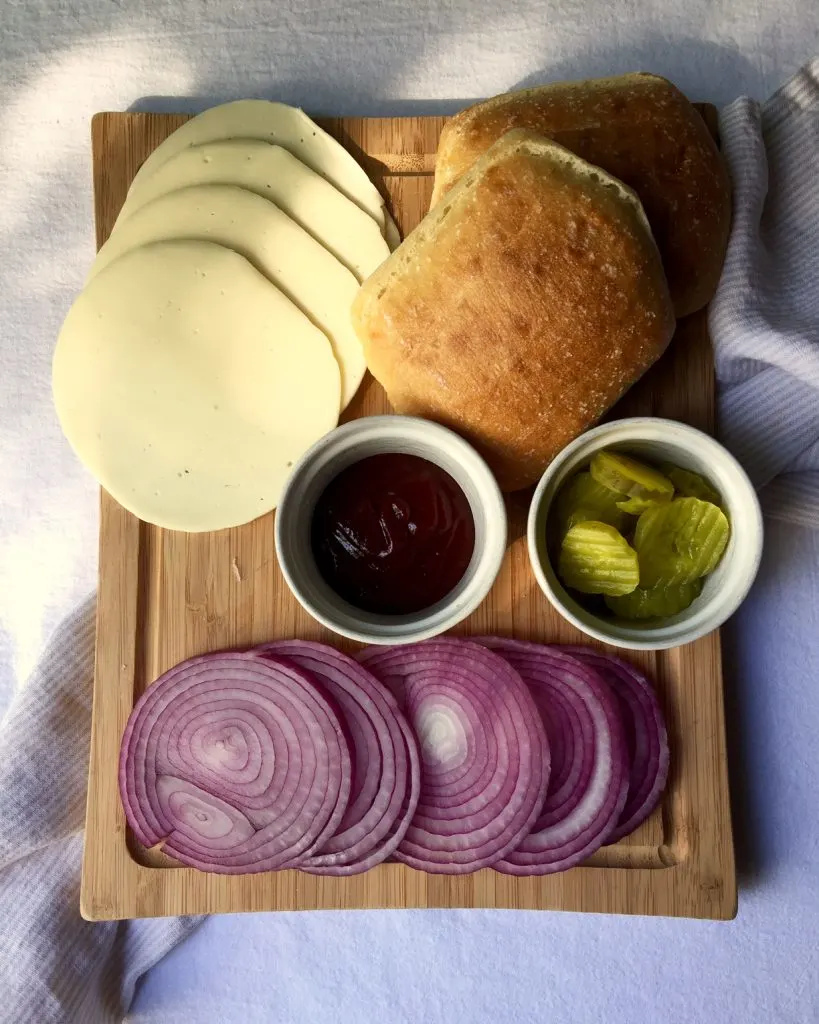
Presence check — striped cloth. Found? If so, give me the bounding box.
[0,597,202,1023]
[710,58,819,529]
[0,59,818,1024]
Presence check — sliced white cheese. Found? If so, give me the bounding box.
[117,140,390,281]
[383,213,401,251]
[54,240,340,532]
[128,100,387,232]
[92,184,366,408]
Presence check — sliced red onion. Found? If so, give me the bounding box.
[474,638,628,875]
[155,775,256,846]
[256,641,420,875]
[119,652,351,873]
[558,647,669,843]
[358,639,549,874]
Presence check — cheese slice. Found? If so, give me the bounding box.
[117,140,390,281]
[128,100,387,232]
[383,214,401,251]
[91,184,365,408]
[54,240,340,532]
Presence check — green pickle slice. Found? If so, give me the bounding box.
[661,464,722,506]
[555,472,628,533]
[552,450,730,621]
[590,451,674,502]
[558,521,640,596]
[605,578,703,620]
[634,497,730,587]
[615,495,667,515]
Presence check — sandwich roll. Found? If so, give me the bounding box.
[352,129,675,491]
[432,74,730,318]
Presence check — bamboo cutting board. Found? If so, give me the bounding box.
[81,107,736,921]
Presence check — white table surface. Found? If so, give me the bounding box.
[1,2,817,1021]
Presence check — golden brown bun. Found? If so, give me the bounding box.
[352,130,676,491]
[432,73,730,318]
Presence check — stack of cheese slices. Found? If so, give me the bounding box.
[53,101,392,533]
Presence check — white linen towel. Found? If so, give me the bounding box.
[710,57,819,528]
[0,57,818,1024]
[0,597,202,1023]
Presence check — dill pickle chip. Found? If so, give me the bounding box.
[590,451,674,501]
[555,472,628,533]
[615,495,669,515]
[633,503,690,586]
[675,499,731,569]
[634,497,730,587]
[660,464,722,506]
[558,521,640,596]
[605,578,703,620]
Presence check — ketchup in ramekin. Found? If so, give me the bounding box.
[311,453,475,615]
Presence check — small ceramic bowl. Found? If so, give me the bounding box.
[276,415,507,645]
[528,418,764,650]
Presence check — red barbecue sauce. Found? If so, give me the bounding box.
[311,453,475,615]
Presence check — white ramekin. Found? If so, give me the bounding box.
[275,415,507,645]
[527,418,764,650]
